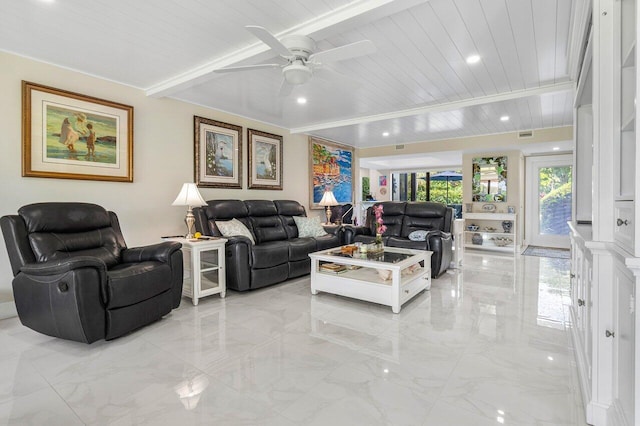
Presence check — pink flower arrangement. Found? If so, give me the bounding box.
[374,205,387,235]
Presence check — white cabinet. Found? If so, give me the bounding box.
[569,224,594,421]
[610,257,635,425]
[462,212,517,254]
[614,0,640,256]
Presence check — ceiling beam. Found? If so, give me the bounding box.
[145,0,428,98]
[289,81,576,134]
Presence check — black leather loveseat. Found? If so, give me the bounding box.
[344,201,453,278]
[194,200,342,291]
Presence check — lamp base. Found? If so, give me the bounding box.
[184,208,196,239]
[325,206,332,225]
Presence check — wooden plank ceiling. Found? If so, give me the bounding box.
[0,0,578,147]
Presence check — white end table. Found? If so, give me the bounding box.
[165,237,227,305]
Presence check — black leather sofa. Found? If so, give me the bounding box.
[345,201,453,278]
[193,200,342,291]
[0,203,183,343]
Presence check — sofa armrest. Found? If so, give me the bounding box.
[14,257,107,343]
[426,231,453,278]
[122,241,182,264]
[223,236,253,291]
[343,225,371,244]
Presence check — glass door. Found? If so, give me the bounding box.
[525,155,573,249]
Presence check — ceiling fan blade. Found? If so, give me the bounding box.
[214,63,281,73]
[246,25,292,58]
[308,40,376,64]
[278,79,294,97]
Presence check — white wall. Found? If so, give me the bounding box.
[0,51,314,302]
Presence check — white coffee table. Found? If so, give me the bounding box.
[309,246,432,313]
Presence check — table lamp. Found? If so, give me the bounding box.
[318,189,338,225]
[172,183,207,238]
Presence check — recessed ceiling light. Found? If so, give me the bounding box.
[466,55,481,64]
[500,115,509,122]
[382,132,390,137]
[296,97,307,105]
[552,147,560,151]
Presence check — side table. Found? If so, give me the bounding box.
[164,237,228,306]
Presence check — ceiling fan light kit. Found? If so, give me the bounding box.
[283,61,313,85]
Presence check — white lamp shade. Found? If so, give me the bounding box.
[318,190,338,206]
[171,183,207,207]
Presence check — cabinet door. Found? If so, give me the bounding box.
[612,260,635,425]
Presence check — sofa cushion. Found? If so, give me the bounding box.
[408,230,429,241]
[251,241,289,268]
[370,202,405,237]
[293,216,327,238]
[386,236,428,250]
[274,200,307,239]
[250,215,288,243]
[288,237,317,261]
[107,261,172,309]
[216,218,255,244]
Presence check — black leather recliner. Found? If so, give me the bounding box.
[0,202,183,343]
[344,201,453,278]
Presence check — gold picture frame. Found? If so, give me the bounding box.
[22,81,133,182]
[248,128,283,190]
[194,116,242,188]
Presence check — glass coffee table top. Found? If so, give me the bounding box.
[325,249,414,264]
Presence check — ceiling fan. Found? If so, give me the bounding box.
[215,26,376,94]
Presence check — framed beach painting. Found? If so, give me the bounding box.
[248,129,283,190]
[194,116,242,188]
[309,136,354,209]
[22,81,133,182]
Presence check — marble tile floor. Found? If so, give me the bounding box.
[0,252,586,425]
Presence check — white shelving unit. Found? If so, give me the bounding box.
[462,212,517,254]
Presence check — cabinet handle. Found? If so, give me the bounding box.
[570,273,576,279]
[616,218,629,226]
[577,299,585,307]
[605,330,615,338]
[404,289,410,294]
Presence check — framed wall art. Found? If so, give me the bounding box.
[194,116,242,188]
[248,128,283,190]
[22,81,133,182]
[309,136,354,209]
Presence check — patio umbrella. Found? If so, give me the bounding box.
[429,171,463,204]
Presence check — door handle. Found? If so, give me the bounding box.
[605,330,615,338]
[617,218,629,226]
[578,299,585,306]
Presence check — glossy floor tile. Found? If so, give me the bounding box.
[0,252,586,425]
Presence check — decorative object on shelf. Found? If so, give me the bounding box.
[467,224,479,231]
[482,204,497,212]
[194,116,242,188]
[248,128,283,190]
[310,136,354,209]
[373,204,387,248]
[501,220,513,233]
[484,227,497,232]
[472,233,483,245]
[22,81,134,182]
[508,205,515,214]
[472,156,508,202]
[172,183,208,239]
[492,237,513,247]
[318,189,339,224]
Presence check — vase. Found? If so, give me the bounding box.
[472,233,483,245]
[501,220,513,234]
[374,233,383,251]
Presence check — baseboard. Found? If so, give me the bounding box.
[0,301,17,320]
